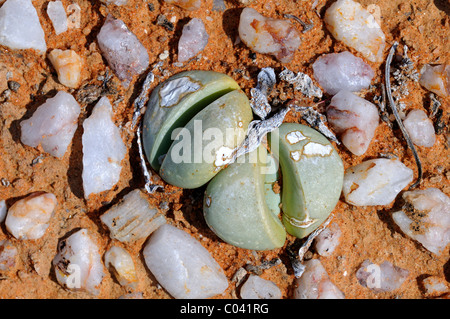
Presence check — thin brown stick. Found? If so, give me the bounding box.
[385,42,422,189]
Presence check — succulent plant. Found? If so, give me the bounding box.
[142,70,248,188]
[204,145,287,250]
[269,123,344,239]
[159,89,252,189]
[143,70,344,250]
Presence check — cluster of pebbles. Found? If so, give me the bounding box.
[0,0,448,299]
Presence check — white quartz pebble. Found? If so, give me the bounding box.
[5,192,57,240]
[403,109,436,147]
[101,0,128,5]
[104,246,138,290]
[47,1,67,35]
[143,224,229,299]
[240,275,282,299]
[100,189,166,243]
[53,229,105,295]
[97,15,149,87]
[48,49,83,89]
[419,64,449,98]
[82,96,126,198]
[0,240,18,272]
[20,91,80,158]
[178,18,209,63]
[314,223,342,257]
[312,51,375,95]
[238,7,301,63]
[343,159,413,206]
[327,90,379,156]
[356,260,409,293]
[422,276,449,297]
[0,200,6,223]
[164,0,201,11]
[324,0,386,62]
[294,259,345,299]
[392,188,450,255]
[0,0,47,53]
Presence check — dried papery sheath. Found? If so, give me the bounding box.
[232,107,289,162]
[137,124,162,194]
[279,69,322,99]
[289,102,339,144]
[298,216,332,261]
[132,63,165,194]
[283,14,313,33]
[100,189,166,243]
[250,67,276,119]
[429,93,441,119]
[131,62,163,129]
[245,258,281,275]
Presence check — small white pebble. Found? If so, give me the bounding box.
[324,0,386,62]
[0,0,47,53]
[143,224,229,299]
[20,91,81,158]
[52,229,105,295]
[313,51,375,95]
[343,158,413,206]
[356,260,409,293]
[0,240,18,272]
[48,49,83,89]
[178,18,209,63]
[101,0,128,5]
[392,188,450,255]
[294,259,345,299]
[47,1,68,35]
[82,96,127,198]
[419,64,449,98]
[5,192,57,240]
[159,50,169,60]
[422,276,449,297]
[314,223,342,257]
[104,246,138,290]
[238,7,301,63]
[327,90,379,156]
[164,0,201,11]
[240,275,282,299]
[97,15,149,87]
[403,109,436,148]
